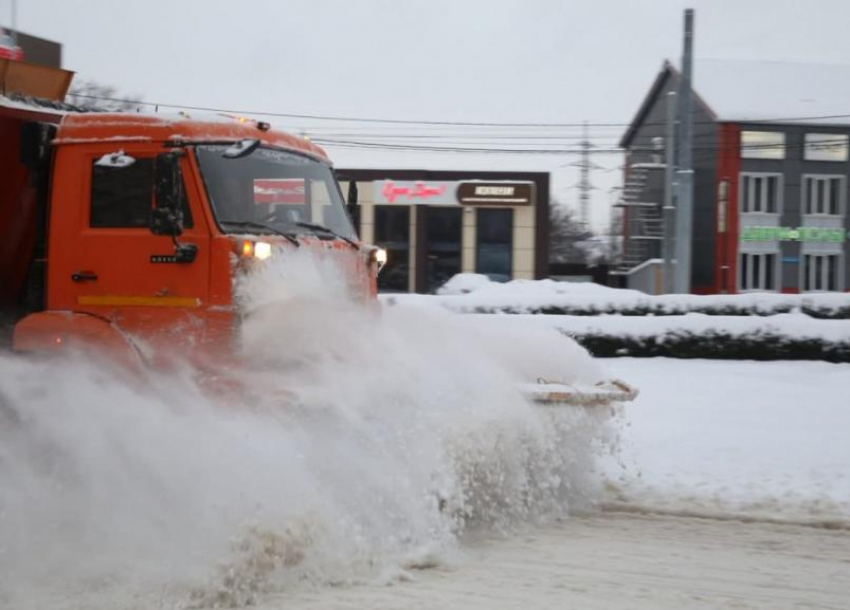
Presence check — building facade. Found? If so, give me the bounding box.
[620,59,850,294]
[338,169,550,293]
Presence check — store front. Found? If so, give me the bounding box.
[338,169,549,293]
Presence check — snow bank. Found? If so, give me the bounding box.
[492,311,850,342]
[401,273,850,318]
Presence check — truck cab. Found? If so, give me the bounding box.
[2,107,381,369]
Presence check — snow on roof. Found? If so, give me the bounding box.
[694,58,850,125]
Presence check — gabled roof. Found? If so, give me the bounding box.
[621,58,850,149]
[620,60,715,149]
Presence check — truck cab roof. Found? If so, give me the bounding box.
[54,112,330,161]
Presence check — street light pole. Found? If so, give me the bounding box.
[674,8,695,294]
[663,90,676,294]
[10,0,18,46]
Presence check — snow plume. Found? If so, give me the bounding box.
[0,249,617,610]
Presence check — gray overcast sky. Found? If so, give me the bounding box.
[7,0,850,230]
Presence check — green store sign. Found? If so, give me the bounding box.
[740,226,849,243]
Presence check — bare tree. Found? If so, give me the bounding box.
[67,79,144,112]
[549,201,594,264]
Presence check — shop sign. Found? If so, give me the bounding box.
[740,226,848,243]
[253,179,306,204]
[456,181,535,206]
[373,180,458,205]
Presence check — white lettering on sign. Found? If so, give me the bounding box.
[474,186,515,196]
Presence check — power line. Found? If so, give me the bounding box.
[66,92,850,129]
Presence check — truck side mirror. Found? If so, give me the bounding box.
[152,151,185,237]
[347,179,359,208]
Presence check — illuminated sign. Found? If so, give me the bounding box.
[373,180,458,205]
[457,181,534,205]
[253,179,306,204]
[740,226,848,243]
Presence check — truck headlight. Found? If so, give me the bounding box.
[240,240,273,260]
[253,241,273,260]
[371,247,387,271]
[375,248,387,265]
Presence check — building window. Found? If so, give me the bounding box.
[425,207,463,293]
[802,175,845,216]
[476,208,513,282]
[802,254,842,292]
[741,131,785,160]
[740,173,782,214]
[374,205,410,293]
[804,133,849,162]
[739,252,779,291]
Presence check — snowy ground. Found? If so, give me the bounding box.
[3,264,849,609]
[603,358,850,526]
[252,356,850,610]
[268,514,850,610]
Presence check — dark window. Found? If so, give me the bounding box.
[754,179,762,212]
[476,208,513,282]
[765,253,775,290]
[740,253,749,290]
[815,256,823,290]
[90,159,154,228]
[90,158,193,229]
[804,255,811,290]
[374,205,410,293]
[766,177,777,213]
[805,178,814,215]
[830,178,840,215]
[425,207,462,293]
[827,255,838,291]
[752,254,761,289]
[742,176,750,213]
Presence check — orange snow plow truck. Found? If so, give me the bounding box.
[0,61,383,373]
[0,61,635,406]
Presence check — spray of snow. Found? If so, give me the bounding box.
[0,250,618,609]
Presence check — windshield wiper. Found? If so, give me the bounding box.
[291,220,359,250]
[218,220,300,248]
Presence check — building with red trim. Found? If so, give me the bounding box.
[619,59,850,294]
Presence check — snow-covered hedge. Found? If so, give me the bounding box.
[384,276,850,361]
[572,331,850,362]
[497,312,850,362]
[429,274,850,319]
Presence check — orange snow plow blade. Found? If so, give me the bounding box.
[523,379,638,407]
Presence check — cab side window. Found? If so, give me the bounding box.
[89,158,194,228]
[90,159,154,228]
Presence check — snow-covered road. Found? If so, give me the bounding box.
[252,356,850,610]
[269,512,850,610]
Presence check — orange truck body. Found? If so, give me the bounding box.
[1,96,378,371]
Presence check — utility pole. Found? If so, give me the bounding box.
[10,0,17,45]
[663,91,676,294]
[674,8,694,294]
[574,121,595,231]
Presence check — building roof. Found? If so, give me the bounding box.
[621,58,850,148]
[697,58,850,124]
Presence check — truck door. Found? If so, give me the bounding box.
[48,148,211,349]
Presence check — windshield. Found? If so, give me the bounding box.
[196,145,357,241]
